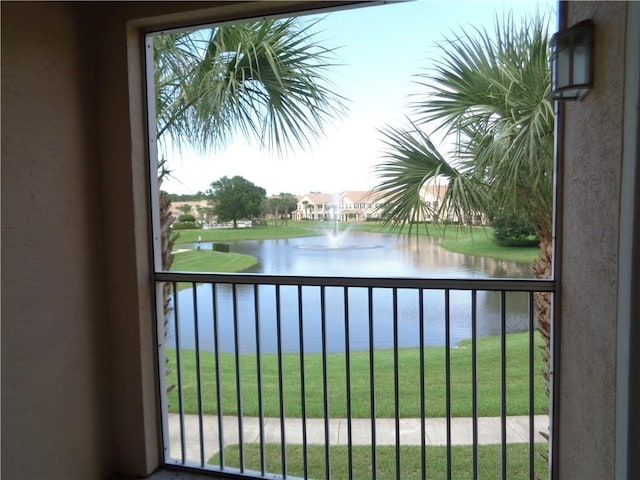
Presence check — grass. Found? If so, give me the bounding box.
[171,249,257,273]
[439,235,539,264]
[166,331,546,418]
[210,443,548,479]
[174,223,321,244]
[350,222,540,264]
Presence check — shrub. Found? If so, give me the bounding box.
[172,222,200,230]
[178,214,196,223]
[491,212,539,247]
[213,243,230,253]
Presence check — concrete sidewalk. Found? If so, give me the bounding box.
[167,414,549,464]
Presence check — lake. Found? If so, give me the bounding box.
[167,231,535,353]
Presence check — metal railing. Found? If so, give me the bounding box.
[155,272,553,479]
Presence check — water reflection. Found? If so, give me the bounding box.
[171,232,534,353]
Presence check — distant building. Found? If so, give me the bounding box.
[294,192,338,221]
[292,185,458,223]
[169,200,213,222]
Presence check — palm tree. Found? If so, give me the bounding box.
[154,17,344,157]
[374,15,554,392]
[152,18,345,386]
[153,16,345,269]
[302,199,310,220]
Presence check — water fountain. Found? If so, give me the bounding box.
[297,194,382,250]
[169,225,536,353]
[331,196,339,237]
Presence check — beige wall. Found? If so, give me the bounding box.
[1,3,111,478]
[557,2,634,478]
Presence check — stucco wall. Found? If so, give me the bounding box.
[558,2,628,478]
[1,3,111,478]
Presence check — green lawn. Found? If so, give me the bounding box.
[439,235,539,264]
[174,223,322,244]
[166,331,546,418]
[171,249,257,273]
[210,443,548,479]
[350,222,540,264]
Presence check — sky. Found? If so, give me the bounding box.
[159,0,556,197]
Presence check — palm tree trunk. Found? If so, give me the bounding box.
[533,235,553,398]
[160,187,177,331]
[159,186,178,390]
[160,190,178,272]
[533,235,553,460]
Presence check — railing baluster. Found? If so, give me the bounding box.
[528,291,536,480]
[211,283,225,469]
[368,286,377,480]
[298,285,308,480]
[275,285,287,478]
[501,291,507,480]
[445,289,452,480]
[172,282,186,464]
[321,286,331,480]
[192,284,205,467]
[472,290,479,479]
[393,288,401,480]
[154,273,555,478]
[419,289,426,480]
[344,287,353,480]
[253,285,265,476]
[231,284,244,471]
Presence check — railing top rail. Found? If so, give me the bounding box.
[155,271,554,292]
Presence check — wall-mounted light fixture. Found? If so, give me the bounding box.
[550,20,594,100]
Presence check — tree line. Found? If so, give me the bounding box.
[168,176,297,229]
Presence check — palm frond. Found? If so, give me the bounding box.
[384,12,554,239]
[373,119,491,233]
[154,17,347,155]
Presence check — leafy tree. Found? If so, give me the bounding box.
[208,176,266,228]
[374,14,554,393]
[166,192,207,201]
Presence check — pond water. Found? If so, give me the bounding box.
[167,231,534,354]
